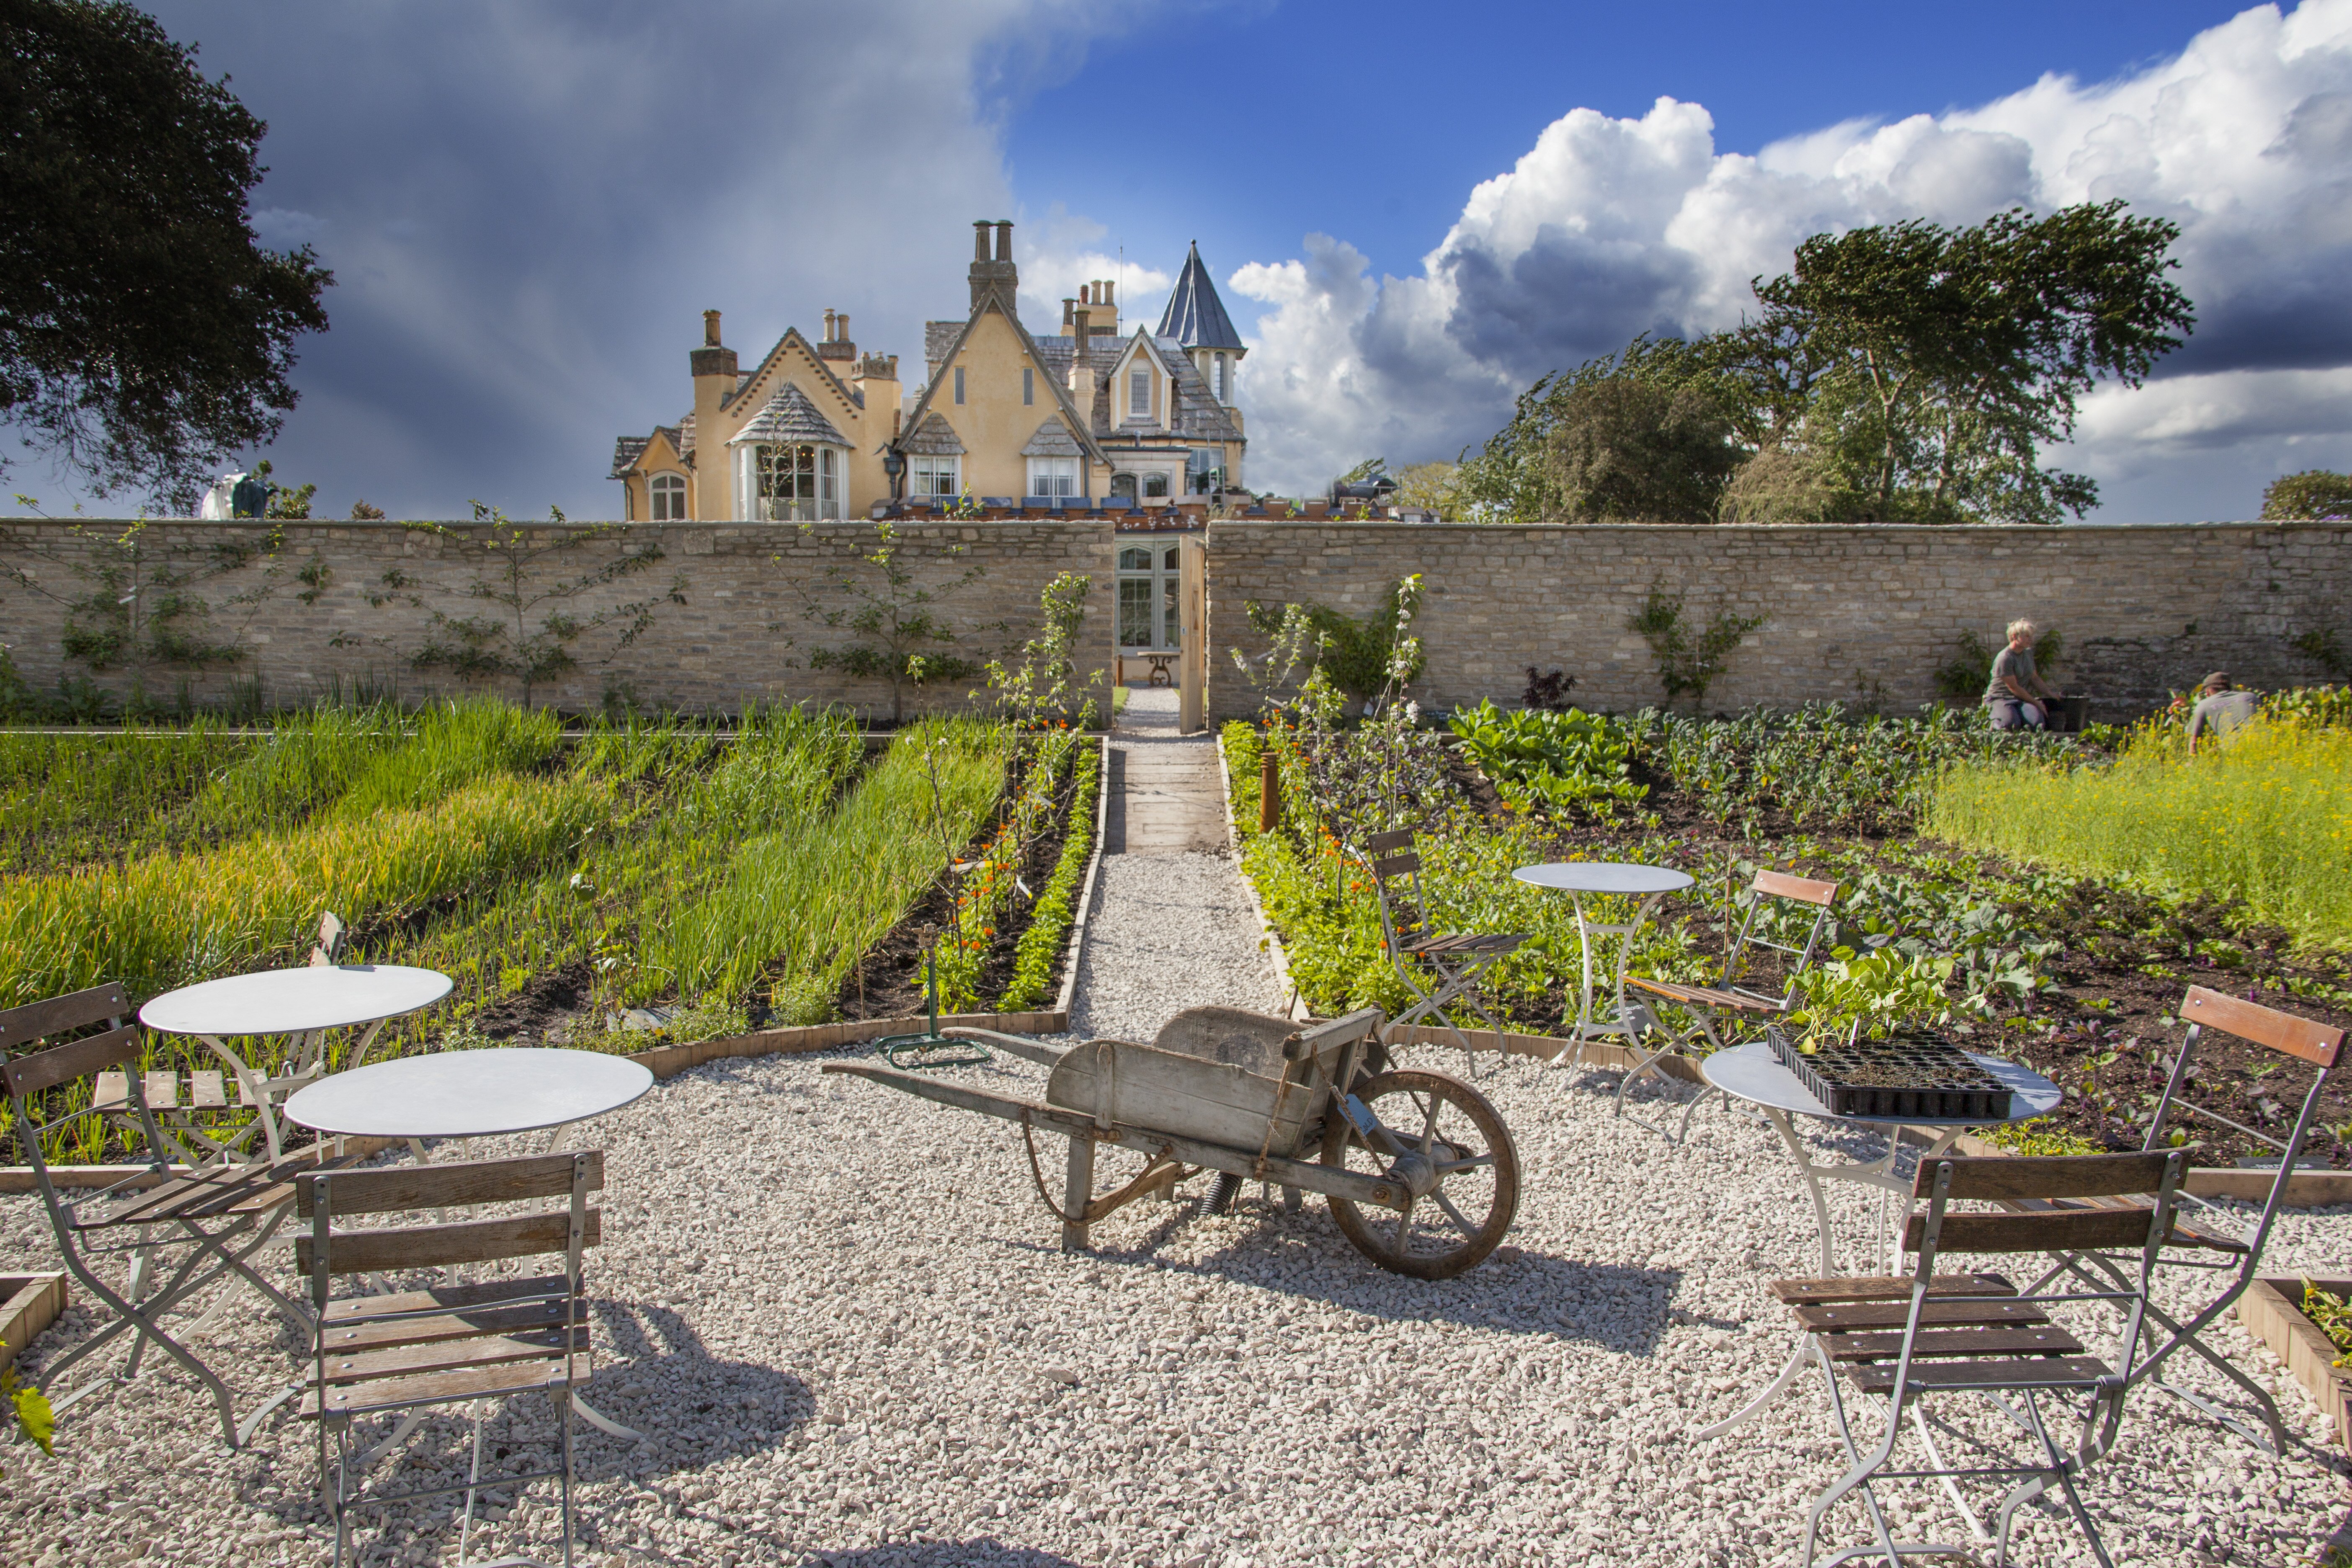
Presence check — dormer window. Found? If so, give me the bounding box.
[649,472,688,521]
[1129,367,1151,419]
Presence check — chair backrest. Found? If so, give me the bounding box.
[2148,985,2342,1243]
[295,1152,604,1308]
[1904,1152,2184,1259]
[1720,869,1841,1004]
[309,911,348,967]
[0,984,159,1175]
[1359,829,1426,951]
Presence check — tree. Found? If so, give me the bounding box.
[1390,461,1460,516]
[1453,335,1721,524]
[0,1,332,510]
[2260,469,2352,521]
[794,520,989,725]
[409,504,681,706]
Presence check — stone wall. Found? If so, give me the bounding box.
[0,518,1113,722]
[5,517,2343,723]
[1204,521,2351,722]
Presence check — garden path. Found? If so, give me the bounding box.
[1056,685,1284,1042]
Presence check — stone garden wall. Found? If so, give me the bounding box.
[3,516,2343,722]
[1203,520,2351,722]
[0,518,1114,722]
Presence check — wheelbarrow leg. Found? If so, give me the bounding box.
[1062,1135,1094,1252]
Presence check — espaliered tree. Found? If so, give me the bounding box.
[1457,201,2195,526]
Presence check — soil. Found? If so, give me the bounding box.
[1442,741,2352,1166]
[824,743,1092,1025]
[474,957,596,1039]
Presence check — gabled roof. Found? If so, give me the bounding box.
[1157,242,1243,351]
[727,383,849,448]
[900,411,966,456]
[609,424,687,479]
[611,436,650,478]
[894,284,1110,467]
[1019,416,1082,457]
[727,326,862,424]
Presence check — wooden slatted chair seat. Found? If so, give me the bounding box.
[299,1152,605,1567]
[1625,975,1781,1013]
[72,1150,354,1230]
[1401,931,1527,958]
[93,1068,244,1113]
[1767,1152,2187,1568]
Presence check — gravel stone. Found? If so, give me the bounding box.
[2,817,2345,1564]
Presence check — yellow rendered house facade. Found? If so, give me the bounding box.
[609,221,1248,526]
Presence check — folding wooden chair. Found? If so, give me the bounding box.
[1773,1150,2186,1568]
[1620,869,1838,1139]
[298,1152,603,1568]
[90,911,354,1167]
[2015,984,2342,1455]
[1359,828,1529,1073]
[2,983,350,1447]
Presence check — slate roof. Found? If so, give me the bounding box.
[610,436,650,478]
[900,411,966,456]
[1019,416,1082,457]
[610,424,690,478]
[1157,243,1244,351]
[727,383,849,448]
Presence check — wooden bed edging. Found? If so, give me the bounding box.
[1952,1132,2352,1206]
[1,1272,68,1371]
[629,1009,1069,1080]
[2237,1277,2352,1451]
[1050,736,1112,1022]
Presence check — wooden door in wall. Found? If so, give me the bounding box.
[1178,536,1207,734]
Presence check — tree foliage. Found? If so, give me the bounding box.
[2260,469,2352,521]
[1458,202,2193,526]
[0,0,332,509]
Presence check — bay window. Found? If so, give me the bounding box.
[735,442,842,521]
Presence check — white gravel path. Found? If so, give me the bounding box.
[3,796,2347,1565]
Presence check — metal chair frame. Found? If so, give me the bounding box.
[1618,869,1839,1140]
[1790,1150,2186,1568]
[1359,828,1530,1075]
[2,983,334,1447]
[301,1151,602,1568]
[2019,983,2342,1455]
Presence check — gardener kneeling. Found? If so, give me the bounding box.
[1984,618,2065,731]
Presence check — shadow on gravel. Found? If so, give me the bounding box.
[797,1544,1096,1567]
[1012,1220,1685,1354]
[584,1301,815,1477]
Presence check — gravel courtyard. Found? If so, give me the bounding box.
[3,839,2347,1566]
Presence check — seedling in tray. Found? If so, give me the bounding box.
[1767,1024,2017,1120]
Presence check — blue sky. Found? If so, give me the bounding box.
[21,0,2350,521]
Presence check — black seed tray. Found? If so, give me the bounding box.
[1767,1026,2017,1121]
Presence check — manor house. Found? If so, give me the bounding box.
[609,222,1248,527]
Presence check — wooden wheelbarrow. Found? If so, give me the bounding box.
[823,1005,1521,1279]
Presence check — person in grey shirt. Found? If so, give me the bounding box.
[1983,618,2063,730]
[2187,672,2258,755]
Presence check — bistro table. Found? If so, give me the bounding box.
[1511,861,1694,1063]
[140,964,454,1162]
[1693,1039,2063,1440]
[285,1047,656,1445]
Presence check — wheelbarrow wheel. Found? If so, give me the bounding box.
[1320,1069,1519,1279]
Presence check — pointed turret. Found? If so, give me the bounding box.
[1157,242,1245,406]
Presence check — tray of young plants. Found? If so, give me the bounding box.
[1766,1023,2017,1121]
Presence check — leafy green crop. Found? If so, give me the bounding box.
[1448,699,1647,815]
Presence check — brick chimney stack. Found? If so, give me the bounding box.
[969,218,1019,317]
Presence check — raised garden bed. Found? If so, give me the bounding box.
[2238,1277,2352,1455]
[0,1273,66,1372]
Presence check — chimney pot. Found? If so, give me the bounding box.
[1062,297,1075,327]
[837,313,848,341]
[822,309,836,342]
[994,219,1013,261]
[703,310,722,346]
[1104,281,1116,307]
[974,221,991,261]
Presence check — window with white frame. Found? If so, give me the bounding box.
[649,472,688,521]
[1128,366,1151,419]
[742,443,840,521]
[1142,471,1170,498]
[1026,457,1078,498]
[1215,352,1229,402]
[911,454,961,498]
[1114,542,1185,650]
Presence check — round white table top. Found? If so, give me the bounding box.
[1702,1040,2061,1127]
[140,965,454,1037]
[284,1047,654,1139]
[1514,861,1696,896]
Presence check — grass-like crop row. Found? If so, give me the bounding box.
[998,738,1101,1011]
[0,773,609,1010]
[935,728,1083,1012]
[1930,718,2352,946]
[0,725,252,871]
[650,717,1011,1024]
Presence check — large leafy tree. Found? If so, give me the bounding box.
[1460,202,2193,526]
[0,0,331,510]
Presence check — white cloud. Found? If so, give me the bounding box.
[1014,206,1173,335]
[1235,0,2352,514]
